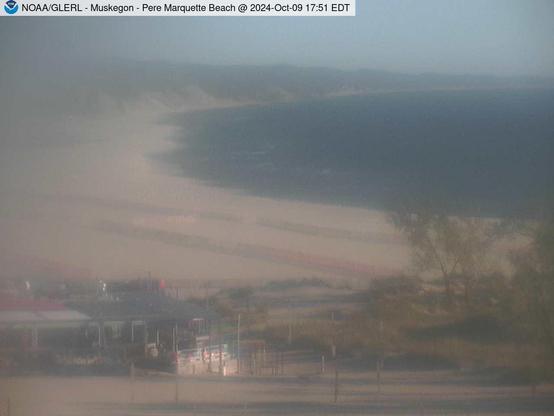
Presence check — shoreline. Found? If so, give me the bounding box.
[0,100,410,282]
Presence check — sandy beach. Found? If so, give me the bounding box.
[0,102,410,283]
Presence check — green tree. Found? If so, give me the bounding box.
[390,207,503,307]
[512,218,554,358]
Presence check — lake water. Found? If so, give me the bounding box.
[165,89,554,216]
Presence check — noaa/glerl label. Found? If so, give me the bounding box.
[1,0,356,16]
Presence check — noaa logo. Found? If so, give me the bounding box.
[4,0,19,14]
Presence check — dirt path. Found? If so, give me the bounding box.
[1,370,553,416]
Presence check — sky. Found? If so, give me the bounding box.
[1,0,553,76]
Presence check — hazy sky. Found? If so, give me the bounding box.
[1,0,553,76]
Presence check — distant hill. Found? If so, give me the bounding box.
[2,59,553,119]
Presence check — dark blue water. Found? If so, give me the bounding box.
[165,89,554,216]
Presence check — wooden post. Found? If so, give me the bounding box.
[334,367,339,403]
[287,299,294,346]
[263,346,266,372]
[208,322,212,373]
[376,358,381,395]
[321,355,325,374]
[31,326,39,349]
[97,322,102,347]
[377,319,384,395]
[288,320,292,346]
[175,371,179,403]
[130,362,135,403]
[218,320,223,376]
[172,326,175,353]
[237,313,241,374]
[173,323,178,353]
